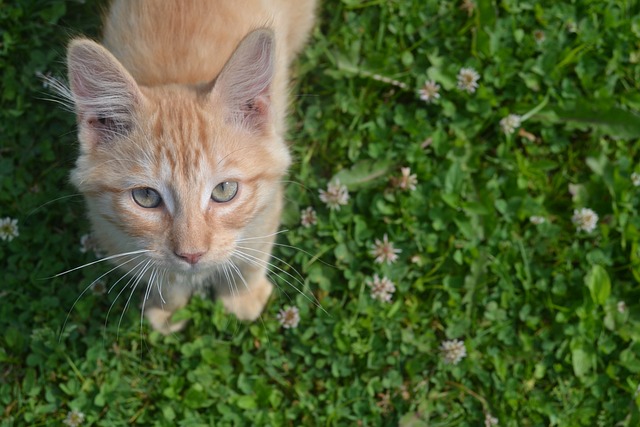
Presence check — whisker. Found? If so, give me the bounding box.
[233,250,327,315]
[233,250,305,294]
[103,259,148,345]
[227,260,250,292]
[58,253,146,341]
[221,261,237,297]
[278,180,315,194]
[236,229,290,242]
[140,266,158,335]
[236,245,305,282]
[156,268,168,305]
[27,193,84,216]
[47,249,154,279]
[231,251,298,307]
[228,262,239,297]
[236,239,336,270]
[107,259,147,294]
[117,260,154,339]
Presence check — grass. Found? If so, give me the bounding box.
[3,0,640,425]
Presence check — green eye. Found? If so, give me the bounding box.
[211,181,238,203]
[132,187,162,208]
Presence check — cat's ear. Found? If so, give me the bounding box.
[67,38,143,147]
[212,29,275,132]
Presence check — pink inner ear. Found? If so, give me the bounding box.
[240,94,271,128]
[211,29,275,131]
[67,39,143,143]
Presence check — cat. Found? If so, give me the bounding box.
[62,0,316,334]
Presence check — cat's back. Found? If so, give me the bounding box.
[102,0,315,86]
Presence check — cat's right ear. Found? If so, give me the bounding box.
[211,29,275,133]
[67,39,143,148]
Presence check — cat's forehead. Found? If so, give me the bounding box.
[109,85,288,187]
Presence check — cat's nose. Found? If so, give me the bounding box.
[175,251,205,265]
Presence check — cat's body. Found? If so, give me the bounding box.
[65,0,316,333]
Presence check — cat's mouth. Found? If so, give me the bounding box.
[161,249,232,273]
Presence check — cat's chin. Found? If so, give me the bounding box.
[168,260,210,273]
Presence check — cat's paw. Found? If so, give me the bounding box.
[219,277,273,321]
[145,307,189,335]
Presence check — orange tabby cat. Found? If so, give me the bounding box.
[65,0,316,333]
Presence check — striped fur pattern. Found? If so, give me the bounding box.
[64,0,316,333]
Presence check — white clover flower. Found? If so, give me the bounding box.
[367,274,396,303]
[533,29,546,44]
[529,215,546,225]
[440,339,467,365]
[500,114,522,135]
[370,234,402,265]
[460,0,476,16]
[571,208,599,233]
[375,391,392,414]
[90,279,107,295]
[300,207,317,228]
[80,233,105,258]
[391,167,418,191]
[568,183,581,197]
[79,234,93,253]
[319,179,350,211]
[484,412,499,427]
[418,80,441,103]
[457,67,480,93]
[631,172,640,187]
[0,217,19,242]
[63,410,85,427]
[277,306,300,329]
[617,301,627,314]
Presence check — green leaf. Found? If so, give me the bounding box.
[570,339,595,378]
[585,265,611,306]
[536,102,640,139]
[236,395,257,410]
[332,159,392,191]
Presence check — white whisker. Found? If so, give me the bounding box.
[236,229,290,242]
[104,259,148,335]
[156,268,168,305]
[58,253,147,341]
[233,250,327,315]
[221,261,237,297]
[140,266,158,334]
[231,251,298,306]
[237,245,305,282]
[27,193,84,217]
[48,249,154,278]
[237,239,335,269]
[227,260,250,292]
[107,259,146,294]
[117,260,154,339]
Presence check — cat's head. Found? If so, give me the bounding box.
[65,29,290,273]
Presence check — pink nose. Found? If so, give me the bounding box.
[175,251,204,265]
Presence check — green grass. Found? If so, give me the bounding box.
[3,0,640,425]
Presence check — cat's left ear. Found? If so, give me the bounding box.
[212,29,275,132]
[67,38,144,148]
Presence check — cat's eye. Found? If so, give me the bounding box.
[211,181,238,203]
[132,187,162,208]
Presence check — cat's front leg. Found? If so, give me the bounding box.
[218,270,273,321]
[144,276,193,334]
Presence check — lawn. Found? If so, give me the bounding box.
[2,0,640,425]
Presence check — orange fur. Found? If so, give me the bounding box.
[65,0,316,333]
